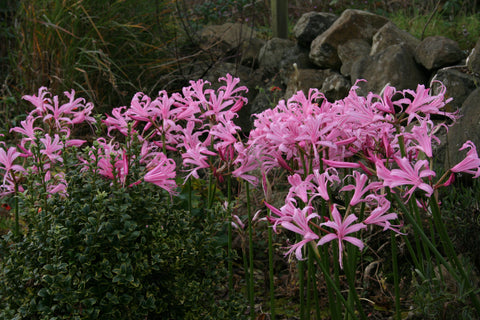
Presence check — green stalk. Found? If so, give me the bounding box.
[391,231,401,320]
[227,176,233,295]
[246,182,255,319]
[299,255,305,320]
[307,248,313,320]
[429,194,480,313]
[310,243,358,320]
[344,244,367,320]
[267,212,276,319]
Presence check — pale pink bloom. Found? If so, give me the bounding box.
[10,115,43,142]
[62,89,96,125]
[0,147,26,174]
[375,157,435,199]
[287,173,315,203]
[179,122,216,180]
[143,153,177,195]
[282,206,319,260]
[22,86,50,116]
[103,106,132,137]
[403,83,456,124]
[264,200,296,233]
[232,143,259,186]
[127,92,157,124]
[311,168,340,201]
[40,134,64,163]
[340,171,382,206]
[318,204,366,269]
[450,141,480,178]
[363,196,403,233]
[402,119,441,158]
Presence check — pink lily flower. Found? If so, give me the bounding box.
[282,206,319,260]
[40,134,64,163]
[143,153,177,195]
[318,204,366,269]
[341,171,382,206]
[450,141,480,178]
[375,157,435,199]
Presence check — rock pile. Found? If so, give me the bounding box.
[195,9,480,170]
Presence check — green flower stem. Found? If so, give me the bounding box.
[391,231,401,320]
[299,255,305,320]
[227,176,233,295]
[267,213,276,320]
[246,182,255,319]
[429,193,480,313]
[307,248,313,320]
[310,243,358,320]
[344,244,367,320]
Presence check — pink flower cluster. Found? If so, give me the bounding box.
[252,81,479,268]
[0,74,259,199]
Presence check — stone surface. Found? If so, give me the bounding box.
[351,43,427,95]
[284,68,349,101]
[445,88,480,170]
[370,21,420,56]
[431,66,480,112]
[199,23,257,55]
[240,37,266,68]
[415,36,465,70]
[309,9,388,69]
[293,11,338,48]
[279,45,317,84]
[337,39,371,77]
[467,37,480,75]
[258,38,296,72]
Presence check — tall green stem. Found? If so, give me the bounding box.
[227,176,233,295]
[391,231,401,320]
[267,212,276,319]
[246,182,255,319]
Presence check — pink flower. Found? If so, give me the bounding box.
[282,206,319,260]
[287,173,315,203]
[375,157,435,199]
[363,196,403,233]
[450,141,480,178]
[143,153,178,195]
[10,115,43,142]
[340,171,382,206]
[318,204,366,269]
[40,134,64,163]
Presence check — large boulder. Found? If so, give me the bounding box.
[284,68,349,101]
[199,23,257,57]
[258,38,296,73]
[415,36,465,70]
[293,11,338,48]
[444,88,480,170]
[370,21,420,56]
[279,45,318,84]
[431,66,480,112]
[309,9,388,69]
[338,39,371,77]
[350,43,427,95]
[467,37,480,75]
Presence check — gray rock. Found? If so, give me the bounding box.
[309,9,388,69]
[351,43,427,95]
[279,45,318,84]
[240,37,266,68]
[258,38,296,72]
[199,23,257,56]
[467,37,480,75]
[415,36,465,70]
[431,66,480,112]
[284,68,349,102]
[293,11,338,48]
[444,88,480,171]
[370,21,420,56]
[338,39,371,77]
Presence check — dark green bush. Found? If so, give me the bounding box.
[0,164,246,319]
